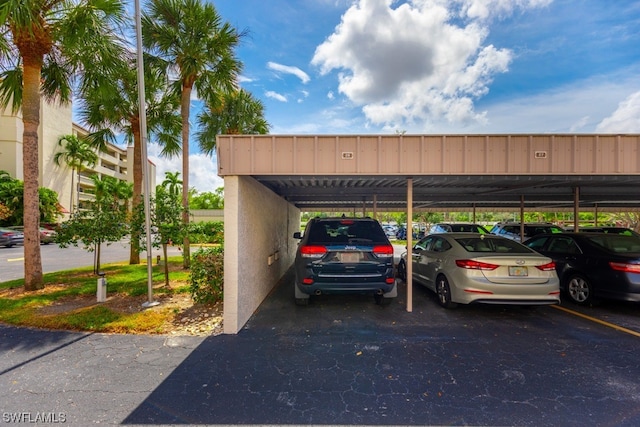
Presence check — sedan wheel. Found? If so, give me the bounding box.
[397,259,407,282]
[436,276,457,309]
[566,274,592,305]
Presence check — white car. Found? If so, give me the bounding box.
[398,232,560,308]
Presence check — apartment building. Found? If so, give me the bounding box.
[0,100,155,219]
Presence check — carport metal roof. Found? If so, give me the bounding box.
[216,134,640,212]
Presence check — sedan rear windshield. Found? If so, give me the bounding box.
[587,235,640,253]
[455,237,534,254]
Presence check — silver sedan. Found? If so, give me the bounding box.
[398,233,560,308]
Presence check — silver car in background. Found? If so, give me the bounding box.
[398,232,560,308]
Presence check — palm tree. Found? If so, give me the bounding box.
[53,135,99,213]
[197,89,270,155]
[78,51,181,264]
[161,171,182,198]
[142,0,244,268]
[0,0,125,290]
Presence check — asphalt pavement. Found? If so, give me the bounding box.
[2,268,640,426]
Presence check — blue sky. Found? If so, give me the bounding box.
[147,0,640,192]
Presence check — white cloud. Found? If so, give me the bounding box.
[409,71,640,134]
[148,142,223,193]
[311,0,548,129]
[265,91,288,102]
[267,61,311,84]
[456,0,553,20]
[596,91,640,133]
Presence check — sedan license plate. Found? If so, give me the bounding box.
[509,266,528,276]
[339,252,362,263]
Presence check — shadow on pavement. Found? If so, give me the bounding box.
[123,268,640,426]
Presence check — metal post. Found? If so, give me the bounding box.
[135,0,158,308]
[406,178,413,313]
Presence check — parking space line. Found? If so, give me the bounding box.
[8,258,24,262]
[553,305,640,338]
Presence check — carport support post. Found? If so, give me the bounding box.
[406,178,413,312]
[574,187,580,232]
[520,196,525,241]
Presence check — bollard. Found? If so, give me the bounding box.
[97,272,107,302]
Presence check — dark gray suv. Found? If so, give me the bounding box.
[293,217,397,306]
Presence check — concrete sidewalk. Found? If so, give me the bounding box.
[2,271,640,426]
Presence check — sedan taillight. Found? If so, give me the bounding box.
[609,262,640,274]
[455,259,499,270]
[300,245,327,258]
[535,261,556,271]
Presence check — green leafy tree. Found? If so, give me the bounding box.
[53,134,99,213]
[56,176,129,274]
[189,187,224,210]
[196,89,269,155]
[154,185,185,286]
[78,49,181,265]
[0,173,60,226]
[0,0,126,290]
[142,0,244,268]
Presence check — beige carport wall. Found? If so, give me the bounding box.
[217,134,640,333]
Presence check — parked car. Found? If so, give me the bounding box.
[563,226,640,237]
[397,233,559,308]
[524,232,640,305]
[0,227,25,247]
[490,222,564,242]
[8,226,57,244]
[292,217,397,306]
[429,223,490,234]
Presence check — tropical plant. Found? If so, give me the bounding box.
[142,0,244,268]
[161,171,182,198]
[0,0,126,290]
[53,134,99,213]
[196,88,269,155]
[78,49,181,265]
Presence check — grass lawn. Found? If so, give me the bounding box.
[0,257,196,334]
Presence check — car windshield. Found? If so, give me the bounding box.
[455,237,534,253]
[587,235,640,253]
[308,220,388,244]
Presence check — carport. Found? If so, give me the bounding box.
[216,134,640,333]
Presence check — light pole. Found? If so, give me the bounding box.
[135,0,158,308]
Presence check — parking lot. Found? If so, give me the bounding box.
[3,260,640,425]
[119,269,640,426]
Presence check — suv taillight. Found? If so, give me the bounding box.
[300,245,327,258]
[373,245,394,258]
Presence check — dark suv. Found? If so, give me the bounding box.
[293,217,397,305]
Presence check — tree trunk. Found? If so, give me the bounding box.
[181,85,191,269]
[163,242,169,287]
[129,118,143,264]
[21,56,44,291]
[70,167,75,212]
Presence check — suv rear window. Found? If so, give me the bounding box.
[307,219,388,244]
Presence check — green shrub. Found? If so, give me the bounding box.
[189,221,224,244]
[189,246,224,303]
